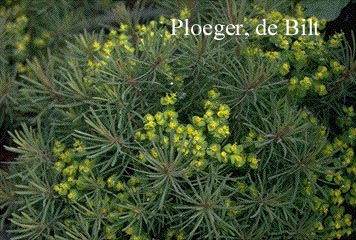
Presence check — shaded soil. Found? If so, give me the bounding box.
[0,132,16,172]
[0,130,14,239]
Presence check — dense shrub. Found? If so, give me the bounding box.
[0,0,119,130]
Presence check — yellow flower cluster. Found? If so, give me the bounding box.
[328,33,343,48]
[337,105,355,128]
[327,206,353,239]
[0,8,29,62]
[160,92,177,105]
[52,140,99,201]
[279,62,290,76]
[315,66,329,80]
[242,129,265,149]
[241,8,346,99]
[165,230,186,240]
[179,6,191,19]
[310,197,351,237]
[299,76,312,90]
[135,90,258,171]
[85,17,178,81]
[330,60,346,74]
[307,102,356,239]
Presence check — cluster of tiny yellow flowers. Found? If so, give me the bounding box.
[328,33,344,48]
[279,62,290,76]
[52,140,150,239]
[110,226,150,240]
[0,3,57,74]
[179,6,191,19]
[326,206,353,239]
[101,173,162,240]
[87,18,177,78]
[337,105,355,128]
[334,107,356,210]
[0,6,29,63]
[241,7,346,99]
[165,230,186,240]
[137,20,174,48]
[87,27,135,75]
[310,195,353,238]
[135,90,259,171]
[239,98,355,239]
[241,129,266,158]
[308,104,356,238]
[52,140,99,201]
[311,200,353,238]
[160,92,177,105]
